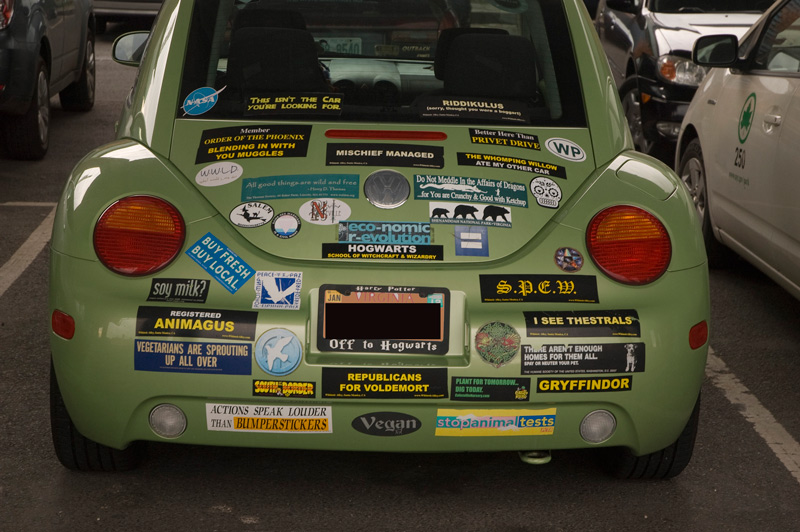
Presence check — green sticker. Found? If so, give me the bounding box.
[738,93,756,144]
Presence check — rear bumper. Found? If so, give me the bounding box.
[50,246,709,456]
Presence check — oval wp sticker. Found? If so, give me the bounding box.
[545,138,586,162]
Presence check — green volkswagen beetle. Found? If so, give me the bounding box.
[49,0,709,478]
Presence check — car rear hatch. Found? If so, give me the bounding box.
[169,119,596,263]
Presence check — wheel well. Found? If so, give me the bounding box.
[677,125,699,162]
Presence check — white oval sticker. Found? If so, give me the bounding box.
[195,162,243,187]
[298,198,352,225]
[545,138,586,162]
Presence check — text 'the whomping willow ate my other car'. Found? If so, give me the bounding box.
[49,0,709,479]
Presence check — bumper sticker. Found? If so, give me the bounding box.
[206,404,331,433]
[134,340,251,374]
[435,408,556,436]
[522,343,645,374]
[185,233,255,294]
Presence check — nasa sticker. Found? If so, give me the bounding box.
[182,86,224,116]
[229,202,273,228]
[530,177,562,209]
[272,212,301,238]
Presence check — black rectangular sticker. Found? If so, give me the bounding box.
[521,343,645,374]
[136,306,257,341]
[195,125,311,164]
[537,376,633,393]
[480,275,599,303]
[523,310,640,337]
[322,368,447,399]
[326,143,444,169]
[322,243,443,261]
[450,376,531,401]
[147,278,210,304]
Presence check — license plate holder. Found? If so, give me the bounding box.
[317,284,449,354]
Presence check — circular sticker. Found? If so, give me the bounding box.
[255,328,303,376]
[364,169,410,209]
[229,202,273,228]
[182,87,221,116]
[554,247,583,272]
[475,322,521,368]
[738,92,756,144]
[530,177,562,209]
[272,212,301,238]
[299,198,352,225]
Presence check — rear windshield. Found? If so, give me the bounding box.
[650,0,768,14]
[178,0,586,127]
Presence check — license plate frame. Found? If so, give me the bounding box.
[317,284,450,354]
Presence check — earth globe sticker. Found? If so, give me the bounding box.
[255,328,303,376]
[475,322,521,368]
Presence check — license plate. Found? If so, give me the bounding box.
[317,284,449,354]
[316,37,362,55]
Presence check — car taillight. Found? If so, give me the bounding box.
[1,0,14,29]
[586,205,671,285]
[94,196,185,276]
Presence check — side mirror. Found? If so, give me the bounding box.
[693,34,739,67]
[605,0,639,13]
[112,31,150,67]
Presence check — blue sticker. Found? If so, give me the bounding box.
[253,271,303,310]
[186,233,255,293]
[554,247,583,272]
[182,86,223,116]
[255,329,303,376]
[242,174,360,201]
[338,221,431,244]
[455,226,489,256]
[134,340,251,374]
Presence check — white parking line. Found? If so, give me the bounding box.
[0,207,56,299]
[706,348,800,486]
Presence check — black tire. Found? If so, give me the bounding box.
[608,393,701,480]
[678,137,729,267]
[59,29,96,112]
[3,57,50,160]
[50,360,143,471]
[619,77,654,155]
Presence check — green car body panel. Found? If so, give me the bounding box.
[50,0,709,466]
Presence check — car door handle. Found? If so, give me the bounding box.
[764,113,782,126]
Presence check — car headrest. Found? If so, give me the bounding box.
[434,27,509,79]
[227,27,327,94]
[443,33,537,99]
[232,7,306,32]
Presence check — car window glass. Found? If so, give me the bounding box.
[178,0,586,127]
[650,0,768,13]
[754,0,800,72]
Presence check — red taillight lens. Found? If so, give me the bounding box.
[689,321,708,350]
[52,310,75,340]
[587,205,671,285]
[94,196,185,276]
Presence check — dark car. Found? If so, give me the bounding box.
[594,0,769,162]
[0,0,95,160]
[94,0,161,33]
